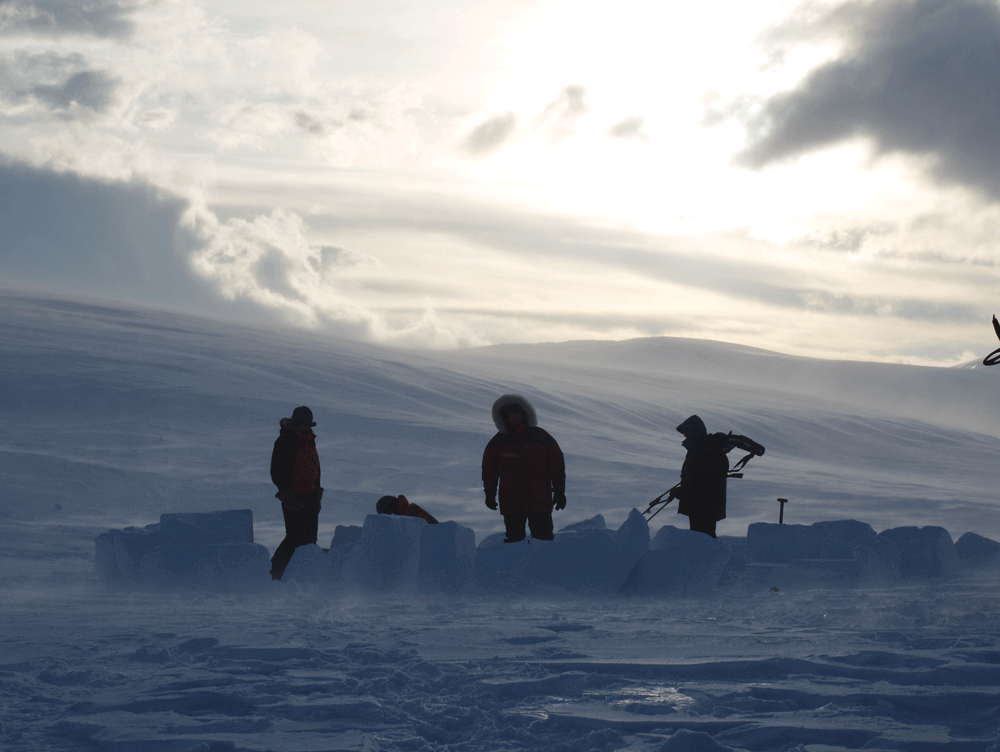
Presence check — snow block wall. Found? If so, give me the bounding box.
[474,511,649,595]
[94,510,269,589]
[744,520,961,588]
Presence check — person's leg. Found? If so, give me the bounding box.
[527,513,554,541]
[688,514,717,538]
[300,499,320,546]
[270,504,303,579]
[270,499,320,579]
[503,513,528,543]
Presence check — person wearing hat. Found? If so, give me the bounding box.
[376,494,439,524]
[269,406,323,579]
[674,415,745,538]
[482,393,566,543]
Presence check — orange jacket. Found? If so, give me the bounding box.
[396,495,439,524]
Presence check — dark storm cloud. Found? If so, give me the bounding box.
[294,110,326,136]
[1,52,119,116]
[463,111,517,154]
[29,68,117,112]
[607,115,649,142]
[730,0,1000,200]
[0,0,138,40]
[0,159,262,319]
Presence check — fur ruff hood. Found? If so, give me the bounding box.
[491,394,538,433]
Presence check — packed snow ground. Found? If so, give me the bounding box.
[2,289,1000,752]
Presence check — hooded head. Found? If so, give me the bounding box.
[491,394,538,433]
[291,406,316,427]
[676,415,707,439]
[376,495,398,515]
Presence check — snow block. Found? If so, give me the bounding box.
[331,524,364,549]
[558,514,608,533]
[853,538,902,584]
[343,514,426,591]
[159,510,254,543]
[747,520,875,564]
[326,524,364,582]
[955,532,1000,567]
[140,542,270,590]
[475,537,532,593]
[623,525,730,596]
[475,511,649,595]
[95,526,157,585]
[281,544,333,584]
[418,521,476,592]
[876,526,958,578]
[809,520,877,559]
[95,510,263,588]
[612,508,651,587]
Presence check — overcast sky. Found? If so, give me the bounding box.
[2,0,1000,364]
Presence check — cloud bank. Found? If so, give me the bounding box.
[732,0,1000,201]
[0,0,138,40]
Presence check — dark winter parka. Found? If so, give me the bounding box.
[482,395,565,516]
[676,416,730,522]
[270,418,321,498]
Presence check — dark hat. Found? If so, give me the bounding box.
[291,406,316,426]
[676,415,707,438]
[376,495,397,515]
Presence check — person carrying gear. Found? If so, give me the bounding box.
[269,405,324,579]
[376,494,439,524]
[481,393,566,543]
[673,414,764,538]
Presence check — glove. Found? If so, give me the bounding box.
[553,491,566,511]
[485,494,498,511]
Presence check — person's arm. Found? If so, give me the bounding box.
[482,437,500,509]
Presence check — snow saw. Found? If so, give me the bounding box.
[643,433,766,522]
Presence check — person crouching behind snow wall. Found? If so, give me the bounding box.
[481,394,566,543]
[376,494,439,524]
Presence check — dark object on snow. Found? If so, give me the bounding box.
[778,498,788,524]
[376,494,439,524]
[983,315,1000,366]
[482,394,566,543]
[643,415,765,537]
[270,407,323,579]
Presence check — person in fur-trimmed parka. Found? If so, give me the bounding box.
[482,394,566,542]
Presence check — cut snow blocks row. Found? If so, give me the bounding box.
[743,520,966,588]
[284,508,729,597]
[94,509,270,590]
[96,509,996,593]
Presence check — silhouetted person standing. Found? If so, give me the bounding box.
[482,394,566,542]
[269,406,323,579]
[675,415,731,539]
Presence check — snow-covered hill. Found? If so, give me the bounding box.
[2,288,999,752]
[3,288,999,547]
